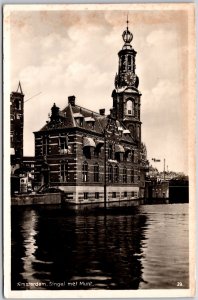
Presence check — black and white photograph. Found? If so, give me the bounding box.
[3,3,195,298]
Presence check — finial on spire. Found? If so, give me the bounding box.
[126,13,129,30]
[122,14,133,47]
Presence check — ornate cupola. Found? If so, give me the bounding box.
[112,17,142,145]
[115,17,139,90]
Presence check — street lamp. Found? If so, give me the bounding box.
[104,128,107,210]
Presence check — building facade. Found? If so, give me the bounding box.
[34,24,148,206]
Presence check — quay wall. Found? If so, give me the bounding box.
[11,193,62,206]
[11,193,169,209]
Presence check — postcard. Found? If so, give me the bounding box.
[3,3,196,298]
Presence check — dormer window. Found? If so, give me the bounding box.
[74,113,84,127]
[85,116,95,130]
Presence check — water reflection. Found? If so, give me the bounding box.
[11,204,189,290]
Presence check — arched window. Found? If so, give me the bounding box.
[137,126,140,139]
[126,100,134,116]
[108,164,113,183]
[128,55,132,70]
[82,162,88,182]
[16,99,21,110]
[114,165,119,183]
[94,163,99,182]
[123,167,127,183]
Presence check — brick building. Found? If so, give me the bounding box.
[10,83,35,194]
[33,23,148,205]
[10,82,24,172]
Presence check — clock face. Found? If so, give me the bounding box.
[124,72,136,86]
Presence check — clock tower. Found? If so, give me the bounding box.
[112,19,141,144]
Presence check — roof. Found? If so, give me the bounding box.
[37,102,135,144]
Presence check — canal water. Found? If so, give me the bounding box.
[11,204,189,290]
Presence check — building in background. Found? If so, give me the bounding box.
[33,23,149,206]
[10,83,34,194]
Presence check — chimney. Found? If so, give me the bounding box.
[99,108,105,116]
[68,95,76,106]
[110,108,115,118]
[51,103,60,120]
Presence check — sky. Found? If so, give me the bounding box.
[6,5,192,173]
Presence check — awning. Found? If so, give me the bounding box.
[125,146,131,152]
[96,139,104,148]
[115,144,125,153]
[83,137,96,148]
[85,117,95,122]
[123,129,130,134]
[73,113,84,118]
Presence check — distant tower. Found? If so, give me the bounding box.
[112,17,142,144]
[10,82,24,163]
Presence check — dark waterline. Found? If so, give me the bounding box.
[11,203,189,290]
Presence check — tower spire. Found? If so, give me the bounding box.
[16,81,23,95]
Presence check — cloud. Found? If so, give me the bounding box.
[8,9,189,173]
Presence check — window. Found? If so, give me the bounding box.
[82,162,88,182]
[94,148,100,158]
[59,135,68,152]
[42,135,49,155]
[131,191,135,197]
[16,99,21,110]
[76,118,83,127]
[128,55,132,71]
[83,147,91,159]
[115,152,120,162]
[60,161,68,182]
[131,169,135,183]
[126,100,134,116]
[124,150,131,162]
[112,192,116,198]
[121,56,126,71]
[123,167,127,183]
[94,163,99,182]
[95,192,99,199]
[108,164,113,183]
[84,192,88,199]
[137,126,140,139]
[108,144,113,160]
[131,150,135,163]
[124,192,127,198]
[114,165,119,183]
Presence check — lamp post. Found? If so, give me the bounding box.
[104,128,107,210]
